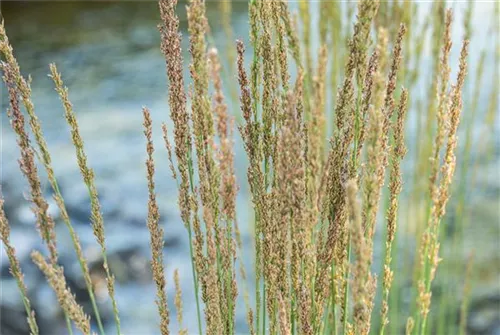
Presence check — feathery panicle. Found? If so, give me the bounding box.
[187,3,223,333]
[380,24,406,172]
[373,27,389,114]
[188,0,213,146]
[384,23,407,117]
[143,108,170,335]
[355,49,379,166]
[173,269,187,335]
[314,1,381,325]
[0,22,56,187]
[187,0,219,235]
[362,103,384,241]
[161,123,177,181]
[237,40,262,181]
[347,180,377,335]
[0,196,39,335]
[308,45,328,206]
[270,1,290,91]
[416,2,446,193]
[406,317,415,335]
[237,39,266,334]
[2,21,105,333]
[274,90,307,328]
[209,48,237,224]
[278,0,301,67]
[429,9,453,200]
[436,39,469,223]
[353,0,380,84]
[380,89,409,332]
[158,0,192,227]
[416,10,454,324]
[1,62,58,265]
[236,40,254,131]
[200,209,223,335]
[209,47,238,334]
[159,2,203,331]
[278,292,291,335]
[31,251,91,335]
[419,38,469,332]
[259,0,279,168]
[49,64,121,334]
[249,0,262,109]
[298,284,313,335]
[247,309,255,335]
[363,24,406,241]
[191,192,206,290]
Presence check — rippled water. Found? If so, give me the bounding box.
[0,1,498,335]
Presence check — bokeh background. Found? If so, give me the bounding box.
[0,1,498,334]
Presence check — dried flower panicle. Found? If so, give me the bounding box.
[49,64,121,334]
[418,38,469,333]
[380,89,409,332]
[0,22,56,188]
[0,196,39,335]
[354,49,379,173]
[31,251,91,335]
[314,1,381,327]
[143,108,170,335]
[307,45,328,208]
[209,47,238,335]
[429,9,453,204]
[2,22,107,334]
[1,63,58,265]
[173,269,187,335]
[161,123,177,180]
[158,0,192,227]
[347,180,377,335]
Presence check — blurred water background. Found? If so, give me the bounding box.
[0,1,498,334]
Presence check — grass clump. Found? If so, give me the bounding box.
[1,0,497,334]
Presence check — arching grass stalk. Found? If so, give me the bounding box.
[418,38,469,335]
[186,146,204,335]
[0,24,107,335]
[380,89,409,335]
[247,1,263,333]
[158,0,204,332]
[0,197,40,335]
[1,60,97,335]
[65,314,74,335]
[50,64,121,335]
[32,251,92,335]
[143,108,171,335]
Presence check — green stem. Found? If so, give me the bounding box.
[261,152,271,335]
[187,147,203,335]
[89,289,105,335]
[388,217,400,335]
[326,261,337,335]
[342,236,351,335]
[51,182,106,335]
[65,313,73,335]
[187,220,203,335]
[262,281,266,335]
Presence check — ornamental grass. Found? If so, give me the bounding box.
[1,0,497,334]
